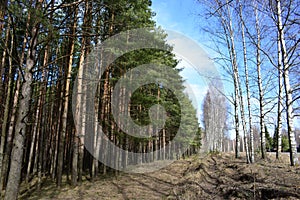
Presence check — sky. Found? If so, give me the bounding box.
[151,1,200,38]
[151,0,223,125]
[150,0,300,138]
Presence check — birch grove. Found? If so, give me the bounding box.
[198,0,299,165]
[202,80,227,152]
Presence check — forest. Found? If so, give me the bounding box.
[0,0,299,199]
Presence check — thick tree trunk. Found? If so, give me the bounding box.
[2,4,34,190]
[76,44,86,185]
[4,8,39,198]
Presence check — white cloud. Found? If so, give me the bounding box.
[166,32,217,76]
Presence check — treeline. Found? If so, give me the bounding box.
[0,0,200,199]
[198,0,299,165]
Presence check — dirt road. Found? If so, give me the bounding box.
[21,153,300,200]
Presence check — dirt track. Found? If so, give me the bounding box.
[22,153,300,200]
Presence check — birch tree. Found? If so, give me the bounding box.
[238,1,254,163]
[253,2,267,159]
[275,0,298,166]
[202,80,227,152]
[276,30,283,160]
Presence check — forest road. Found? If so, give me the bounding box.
[22,153,300,200]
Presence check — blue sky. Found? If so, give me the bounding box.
[151,0,224,126]
[152,1,200,38]
[150,0,300,137]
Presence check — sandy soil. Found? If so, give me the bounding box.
[20,153,300,200]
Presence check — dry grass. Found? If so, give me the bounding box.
[20,152,300,200]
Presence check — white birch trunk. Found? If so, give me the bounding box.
[276,32,283,160]
[238,1,254,163]
[225,0,240,158]
[276,0,298,166]
[254,3,266,159]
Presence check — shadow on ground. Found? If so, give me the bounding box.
[20,153,300,200]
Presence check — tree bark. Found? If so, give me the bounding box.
[4,1,40,197]
[276,0,298,166]
[238,1,254,163]
[225,0,240,158]
[276,32,283,160]
[254,3,266,159]
[0,18,12,191]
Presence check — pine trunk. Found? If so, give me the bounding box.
[0,19,12,191]
[60,6,77,186]
[4,5,39,197]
